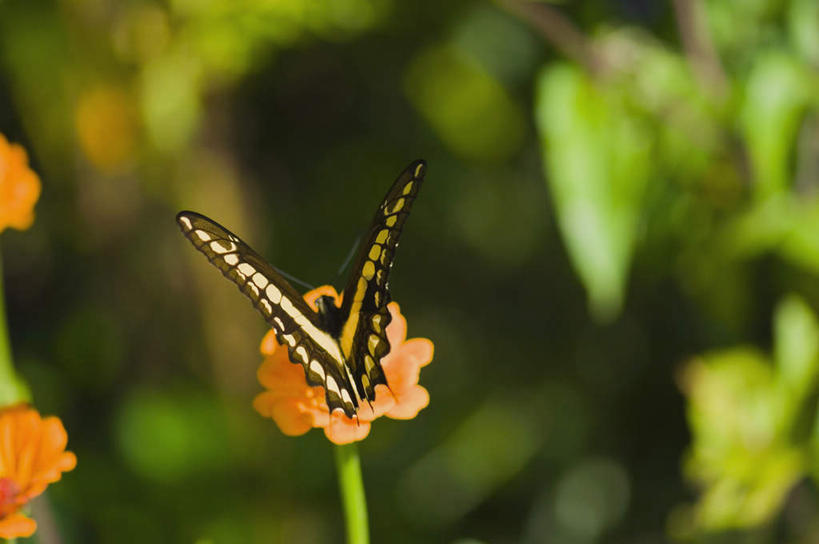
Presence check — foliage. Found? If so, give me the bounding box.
[0,0,818,541]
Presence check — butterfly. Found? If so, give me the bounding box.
[176,160,426,418]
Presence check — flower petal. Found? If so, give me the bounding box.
[382,338,434,394]
[0,134,41,233]
[257,352,310,396]
[386,385,430,420]
[365,385,397,419]
[385,303,407,345]
[402,338,434,369]
[260,329,280,356]
[253,392,314,436]
[0,512,36,538]
[324,413,371,444]
[27,417,75,494]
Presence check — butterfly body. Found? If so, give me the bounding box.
[314,296,345,338]
[176,160,426,418]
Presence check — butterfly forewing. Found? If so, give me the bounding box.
[176,211,360,417]
[338,160,426,402]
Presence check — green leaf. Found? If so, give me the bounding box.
[788,0,819,66]
[774,295,819,397]
[681,348,804,530]
[534,63,651,321]
[740,51,810,200]
[722,195,819,276]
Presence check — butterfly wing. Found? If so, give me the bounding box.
[338,160,427,403]
[176,211,359,417]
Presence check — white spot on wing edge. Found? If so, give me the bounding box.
[266,284,282,303]
[326,375,340,395]
[310,360,326,380]
[179,216,193,230]
[238,263,256,276]
[210,240,236,254]
[224,254,239,266]
[253,273,268,288]
[295,346,308,362]
[194,230,210,242]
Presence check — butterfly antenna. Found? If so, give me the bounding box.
[272,265,316,291]
[336,232,363,279]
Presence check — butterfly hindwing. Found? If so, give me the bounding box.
[176,211,359,416]
[338,160,426,402]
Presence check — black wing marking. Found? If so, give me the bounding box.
[338,160,426,403]
[176,211,359,417]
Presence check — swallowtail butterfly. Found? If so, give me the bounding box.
[176,160,426,418]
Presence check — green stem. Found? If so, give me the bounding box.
[334,443,370,544]
[0,249,25,406]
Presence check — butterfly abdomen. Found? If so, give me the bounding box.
[315,295,345,338]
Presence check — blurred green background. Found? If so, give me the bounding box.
[1,0,819,542]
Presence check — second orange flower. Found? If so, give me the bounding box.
[0,405,76,539]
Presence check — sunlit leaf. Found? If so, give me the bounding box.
[720,195,819,275]
[681,296,819,532]
[788,0,819,66]
[535,63,651,321]
[774,295,819,398]
[740,51,810,199]
[681,348,804,530]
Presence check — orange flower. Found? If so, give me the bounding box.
[0,405,76,538]
[0,134,41,233]
[253,286,434,444]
